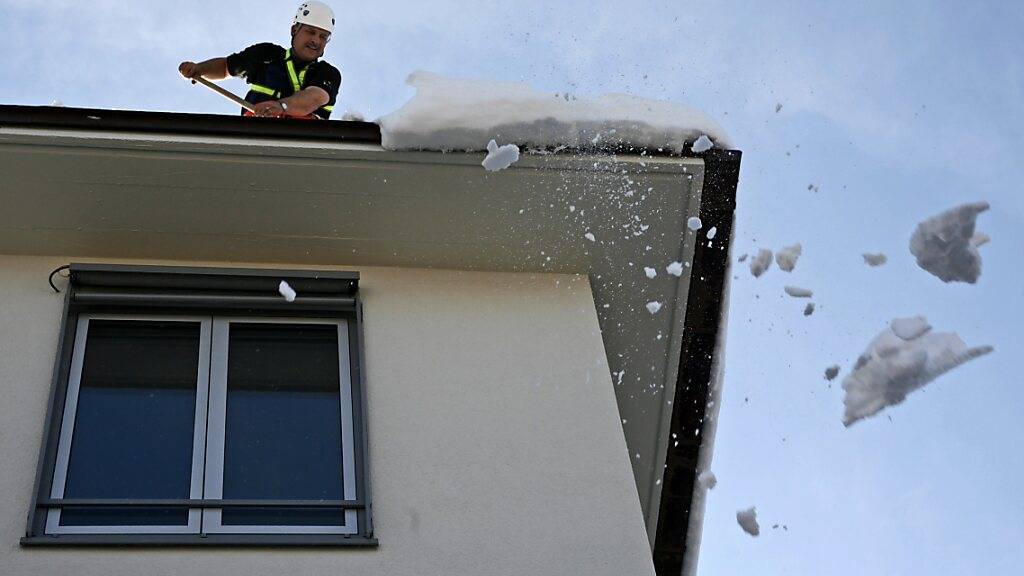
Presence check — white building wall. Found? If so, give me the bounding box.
[0,255,655,576]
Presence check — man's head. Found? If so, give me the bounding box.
[290,2,334,61]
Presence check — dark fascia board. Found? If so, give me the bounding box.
[0,105,738,159]
[0,105,382,144]
[653,149,740,576]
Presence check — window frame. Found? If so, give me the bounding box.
[202,317,359,535]
[46,314,212,535]
[21,264,376,547]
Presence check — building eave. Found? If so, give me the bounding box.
[0,105,740,575]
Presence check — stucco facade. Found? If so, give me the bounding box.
[0,255,656,575]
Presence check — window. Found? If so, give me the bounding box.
[23,265,374,546]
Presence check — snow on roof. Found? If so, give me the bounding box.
[377,71,732,153]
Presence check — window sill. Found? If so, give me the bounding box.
[20,534,379,547]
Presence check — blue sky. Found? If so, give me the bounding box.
[2,1,1021,573]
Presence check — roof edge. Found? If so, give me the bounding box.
[0,105,382,144]
[0,105,740,160]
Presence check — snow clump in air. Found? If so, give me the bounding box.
[775,243,802,272]
[666,261,684,277]
[584,232,596,242]
[687,216,703,231]
[803,302,815,316]
[862,253,888,266]
[481,139,521,171]
[825,365,840,381]
[909,201,990,283]
[697,470,717,490]
[784,286,813,298]
[736,507,760,537]
[737,253,749,263]
[278,280,297,302]
[646,301,663,314]
[690,134,714,153]
[890,316,931,341]
[377,71,732,152]
[644,267,658,279]
[706,226,718,239]
[749,249,772,277]
[841,316,993,426]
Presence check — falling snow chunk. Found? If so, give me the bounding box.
[377,71,732,152]
[862,253,888,266]
[644,267,657,279]
[278,280,297,302]
[841,317,993,426]
[890,316,931,341]
[775,102,783,113]
[737,253,749,263]
[690,134,714,153]
[706,226,718,239]
[666,261,684,277]
[749,249,772,277]
[775,243,802,272]
[825,365,840,381]
[784,286,813,298]
[584,232,596,242]
[687,216,703,231]
[697,470,717,490]
[481,139,521,171]
[646,301,663,314]
[803,302,815,316]
[736,507,760,537]
[909,201,990,283]
[569,205,576,213]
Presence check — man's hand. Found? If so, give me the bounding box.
[252,100,285,118]
[178,61,200,79]
[178,58,229,81]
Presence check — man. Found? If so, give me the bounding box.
[178,2,341,119]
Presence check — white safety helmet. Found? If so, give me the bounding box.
[293,1,335,34]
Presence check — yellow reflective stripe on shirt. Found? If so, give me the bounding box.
[321,105,333,111]
[249,83,279,97]
[284,49,305,94]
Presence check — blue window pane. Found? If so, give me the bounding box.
[60,320,200,527]
[222,323,345,526]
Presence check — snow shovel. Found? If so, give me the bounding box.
[191,76,320,120]
[191,76,257,114]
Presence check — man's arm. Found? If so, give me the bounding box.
[251,86,330,117]
[178,58,230,81]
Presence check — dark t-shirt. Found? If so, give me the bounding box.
[226,43,341,119]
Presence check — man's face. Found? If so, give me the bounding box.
[291,24,330,61]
